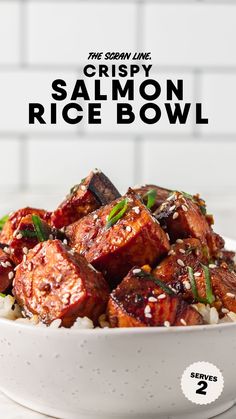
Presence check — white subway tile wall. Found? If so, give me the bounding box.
[0,0,235,239]
[0,2,20,64]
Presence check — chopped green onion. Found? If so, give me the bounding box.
[105,199,128,230]
[201,264,215,304]
[185,246,196,256]
[18,230,37,239]
[199,205,207,215]
[181,191,194,201]
[32,215,47,242]
[188,266,200,302]
[181,191,207,215]
[0,214,9,231]
[135,270,176,296]
[70,184,79,195]
[0,293,5,298]
[188,265,215,304]
[144,189,157,210]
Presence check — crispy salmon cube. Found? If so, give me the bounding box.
[65,193,170,287]
[173,266,236,314]
[13,240,109,327]
[154,191,224,256]
[0,207,50,245]
[0,248,15,293]
[107,269,203,327]
[51,170,120,229]
[215,249,236,272]
[153,238,208,283]
[9,215,65,265]
[131,184,170,212]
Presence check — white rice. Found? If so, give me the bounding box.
[1,294,236,328]
[0,294,95,329]
[192,302,236,325]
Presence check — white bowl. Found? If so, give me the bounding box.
[0,238,235,419]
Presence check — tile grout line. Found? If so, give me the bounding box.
[19,0,28,67]
[133,0,145,184]
[0,0,234,3]
[19,0,29,192]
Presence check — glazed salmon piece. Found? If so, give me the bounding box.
[66,193,170,287]
[0,207,51,245]
[154,191,224,256]
[153,238,208,283]
[107,269,203,327]
[9,215,65,265]
[173,266,236,314]
[13,240,109,327]
[51,170,120,229]
[0,248,15,293]
[131,184,170,212]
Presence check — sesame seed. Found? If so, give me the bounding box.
[133,268,141,274]
[5,261,11,267]
[173,212,179,220]
[166,233,170,241]
[63,239,68,245]
[23,247,28,255]
[168,249,175,256]
[145,313,152,319]
[4,247,10,254]
[179,249,186,254]
[181,205,188,212]
[176,239,183,244]
[49,234,53,240]
[167,194,175,201]
[28,262,33,271]
[13,230,18,238]
[16,233,23,240]
[93,214,98,220]
[23,255,27,263]
[169,286,177,294]
[222,308,229,314]
[180,318,187,326]
[80,185,86,191]
[164,321,170,327]
[148,296,157,302]
[144,305,151,314]
[0,261,7,268]
[126,226,132,232]
[132,206,140,215]
[157,294,166,300]
[183,280,191,290]
[226,293,235,298]
[62,293,71,304]
[194,272,201,277]
[169,205,176,212]
[177,259,185,267]
[209,264,217,269]
[8,271,14,280]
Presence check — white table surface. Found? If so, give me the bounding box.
[0,391,235,419]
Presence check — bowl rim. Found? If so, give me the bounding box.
[0,316,236,335]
